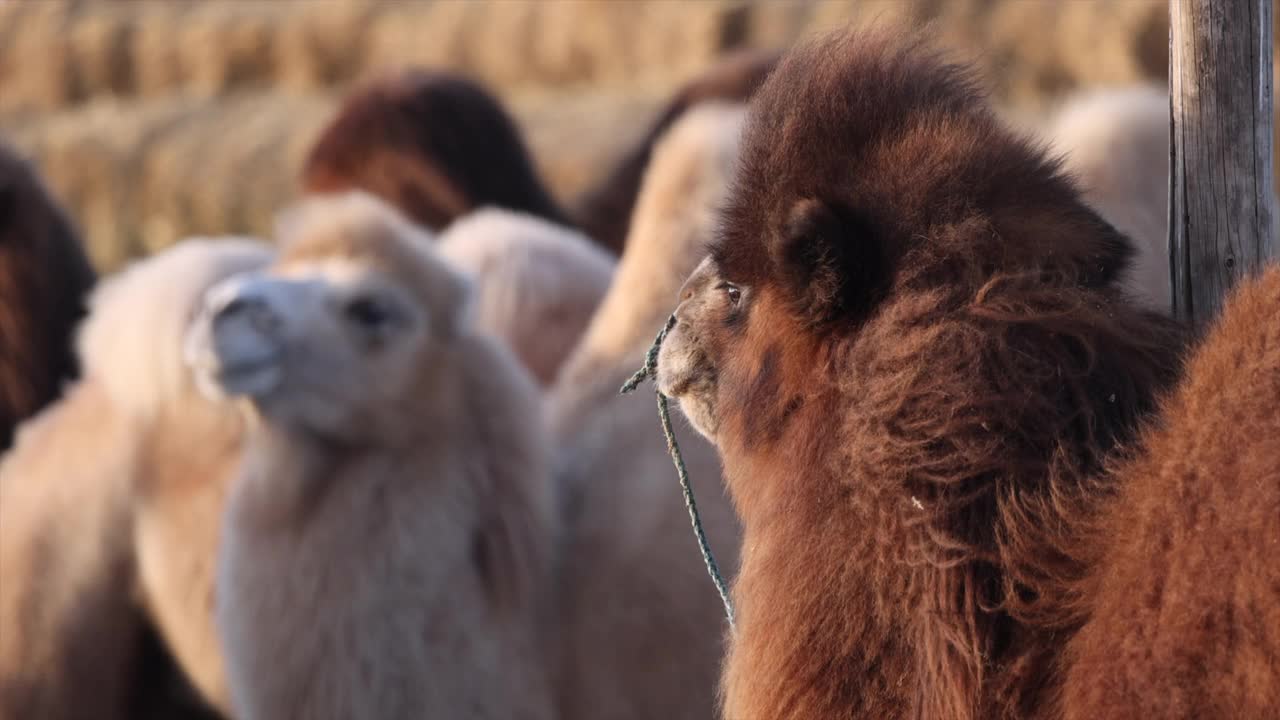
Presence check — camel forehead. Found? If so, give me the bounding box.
[275,242,438,300]
[269,248,465,332]
[274,257,381,287]
[277,223,426,277]
[264,259,424,318]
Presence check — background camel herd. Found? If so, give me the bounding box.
[1,9,1278,720]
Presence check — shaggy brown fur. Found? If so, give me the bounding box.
[302,70,571,233]
[654,29,1186,720]
[0,142,95,450]
[571,48,778,254]
[1062,265,1280,720]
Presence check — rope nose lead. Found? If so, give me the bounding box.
[621,314,736,632]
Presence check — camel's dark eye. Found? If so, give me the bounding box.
[719,282,742,305]
[345,296,393,329]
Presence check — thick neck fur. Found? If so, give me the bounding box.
[231,333,552,606]
[230,417,348,531]
[219,331,555,718]
[718,280,1184,720]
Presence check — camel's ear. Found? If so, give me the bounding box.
[1024,198,1135,290]
[1079,210,1134,289]
[769,197,882,325]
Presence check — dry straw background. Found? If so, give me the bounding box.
[0,0,1243,272]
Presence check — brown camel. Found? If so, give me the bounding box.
[654,28,1186,720]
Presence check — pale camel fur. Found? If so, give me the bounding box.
[190,192,557,720]
[547,102,745,720]
[0,238,272,720]
[437,208,615,387]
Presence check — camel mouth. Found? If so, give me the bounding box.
[672,388,720,441]
[656,365,715,400]
[216,353,279,378]
[657,370,693,397]
[211,354,283,398]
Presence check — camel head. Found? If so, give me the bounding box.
[185,191,471,444]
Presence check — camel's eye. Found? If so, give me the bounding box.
[718,282,742,306]
[344,296,394,329]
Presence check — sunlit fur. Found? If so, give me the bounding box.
[656,30,1186,719]
[196,192,557,720]
[547,102,746,720]
[1,237,272,720]
[437,208,615,387]
[1062,265,1280,720]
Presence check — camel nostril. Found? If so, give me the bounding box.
[213,294,281,337]
[216,296,253,319]
[214,293,265,320]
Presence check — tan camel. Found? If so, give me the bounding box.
[186,192,558,720]
[0,237,271,720]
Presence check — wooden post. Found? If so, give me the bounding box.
[1169,0,1276,324]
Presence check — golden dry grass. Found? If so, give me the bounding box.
[0,0,1212,272]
